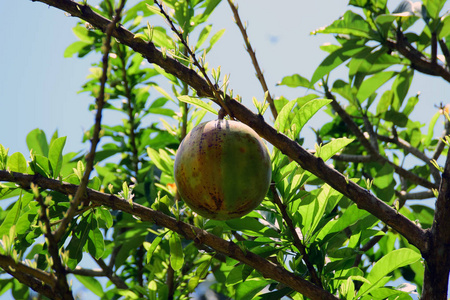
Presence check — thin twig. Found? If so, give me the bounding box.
[31,0,429,261]
[34,185,73,299]
[324,85,438,190]
[377,134,441,185]
[153,0,233,119]
[227,0,278,119]
[0,170,339,300]
[94,257,129,289]
[53,0,127,242]
[117,44,139,176]
[432,117,450,160]
[271,185,323,288]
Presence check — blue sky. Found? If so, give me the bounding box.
[1,0,449,298]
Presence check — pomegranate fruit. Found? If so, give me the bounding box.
[174,119,272,220]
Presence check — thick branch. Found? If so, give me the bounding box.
[0,254,58,299]
[422,149,450,299]
[0,170,338,300]
[31,0,428,253]
[385,36,450,82]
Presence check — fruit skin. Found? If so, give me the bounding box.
[174,119,272,220]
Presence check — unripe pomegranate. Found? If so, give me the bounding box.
[174,119,271,220]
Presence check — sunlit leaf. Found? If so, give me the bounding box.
[169,232,184,271]
[48,136,66,178]
[316,137,354,162]
[357,248,421,297]
[310,44,367,87]
[26,129,48,157]
[278,74,311,88]
[74,275,104,297]
[7,153,27,173]
[177,95,218,115]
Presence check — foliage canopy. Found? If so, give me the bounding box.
[1,0,450,299]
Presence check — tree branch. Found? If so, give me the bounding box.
[53,0,126,242]
[324,87,438,190]
[377,134,441,185]
[227,0,278,119]
[0,254,58,300]
[34,185,73,299]
[422,149,450,299]
[31,0,428,253]
[0,170,338,299]
[271,185,322,288]
[385,34,450,82]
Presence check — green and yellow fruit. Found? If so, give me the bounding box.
[174,119,272,220]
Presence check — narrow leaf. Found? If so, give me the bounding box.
[48,136,66,178]
[358,248,421,297]
[74,275,104,297]
[310,45,367,86]
[169,233,184,271]
[274,99,297,133]
[294,98,332,135]
[356,71,397,102]
[177,95,218,115]
[317,137,354,161]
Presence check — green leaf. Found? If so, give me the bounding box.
[317,137,354,161]
[226,217,279,238]
[356,71,397,102]
[294,98,332,135]
[96,207,113,228]
[392,69,414,110]
[402,94,420,116]
[26,129,48,157]
[301,184,340,241]
[64,41,91,58]
[312,10,377,39]
[274,99,297,133]
[235,279,269,299]
[66,216,90,269]
[376,90,394,115]
[147,148,174,175]
[48,136,66,178]
[317,204,370,245]
[357,248,421,297]
[0,196,22,238]
[207,28,225,53]
[278,74,310,88]
[7,153,27,173]
[144,234,164,263]
[0,144,8,170]
[439,14,450,38]
[424,111,440,146]
[310,44,367,87]
[423,0,446,19]
[74,275,104,297]
[177,95,218,115]
[87,217,105,260]
[196,25,212,49]
[169,232,184,271]
[151,27,175,49]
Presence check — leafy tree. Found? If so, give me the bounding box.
[1,0,449,299]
